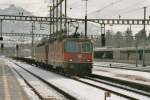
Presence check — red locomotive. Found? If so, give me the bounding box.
[35,36,93,75]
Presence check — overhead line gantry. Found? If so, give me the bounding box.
[0,32,49,37]
[0,15,150,25]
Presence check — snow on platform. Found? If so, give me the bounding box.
[93,62,150,86]
[0,58,29,100]
[9,62,40,100]
[94,61,143,68]
[6,60,67,100]
[6,59,129,100]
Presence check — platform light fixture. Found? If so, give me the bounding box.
[105,91,111,100]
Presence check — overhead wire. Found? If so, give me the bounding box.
[88,0,125,15]
[113,0,149,16]
[118,0,148,12]
[30,4,49,13]
[88,0,150,18]
[119,7,143,16]
[115,4,150,17]
[108,8,143,18]
[69,0,79,6]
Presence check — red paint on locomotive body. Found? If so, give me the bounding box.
[64,52,93,63]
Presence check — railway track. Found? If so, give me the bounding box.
[74,78,139,100]
[10,61,75,100]
[9,58,150,100]
[90,74,150,94]
[74,76,150,100]
[88,74,150,96]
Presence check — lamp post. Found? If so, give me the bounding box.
[82,0,88,38]
[142,7,146,66]
[135,36,138,67]
[31,22,35,58]
[49,6,52,35]
[104,91,111,100]
[53,0,55,34]
[49,0,53,35]
[0,19,3,52]
[65,0,67,34]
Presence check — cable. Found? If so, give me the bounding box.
[114,4,150,17]
[118,0,148,12]
[69,0,79,6]
[88,0,125,15]
[92,0,150,18]
[30,4,49,13]
[120,7,143,15]
[88,0,150,18]
[114,0,148,16]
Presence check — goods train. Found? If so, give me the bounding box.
[34,35,93,75]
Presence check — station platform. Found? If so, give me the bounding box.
[0,60,29,100]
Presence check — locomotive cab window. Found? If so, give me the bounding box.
[82,42,93,52]
[65,41,79,53]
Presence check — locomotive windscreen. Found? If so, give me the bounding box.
[65,40,92,53]
[65,41,79,53]
[82,42,93,52]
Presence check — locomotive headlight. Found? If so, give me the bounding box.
[87,59,91,62]
[69,59,73,62]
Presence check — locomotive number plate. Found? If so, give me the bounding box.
[78,54,82,59]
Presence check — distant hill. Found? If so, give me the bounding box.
[0,4,32,16]
[0,5,49,47]
[0,4,49,34]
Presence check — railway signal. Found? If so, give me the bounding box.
[16,44,19,50]
[101,34,106,47]
[16,44,19,57]
[0,37,3,40]
[1,43,4,49]
[0,36,3,49]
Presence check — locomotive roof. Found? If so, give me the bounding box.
[36,37,91,47]
[65,37,91,41]
[36,30,91,47]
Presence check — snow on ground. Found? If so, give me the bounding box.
[94,61,143,68]
[6,59,67,100]
[127,66,150,71]
[93,61,150,86]
[6,59,130,100]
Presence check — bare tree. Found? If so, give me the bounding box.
[113,31,124,48]
[124,28,133,47]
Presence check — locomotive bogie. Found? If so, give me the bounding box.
[63,62,92,75]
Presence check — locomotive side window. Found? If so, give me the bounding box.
[82,42,93,52]
[65,41,79,52]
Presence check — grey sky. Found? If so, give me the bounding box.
[0,0,150,19]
